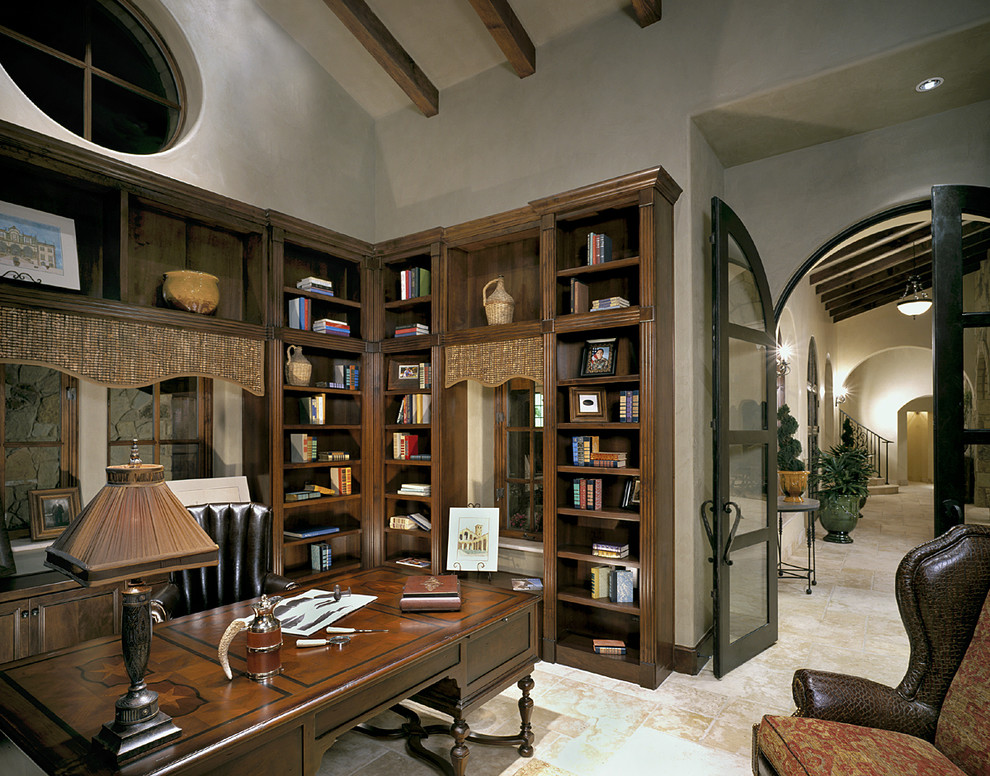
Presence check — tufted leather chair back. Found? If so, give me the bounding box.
[169,502,276,618]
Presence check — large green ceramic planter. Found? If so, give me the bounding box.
[819,495,859,543]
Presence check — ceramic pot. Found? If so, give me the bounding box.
[285,345,312,387]
[162,270,220,315]
[819,494,859,543]
[779,470,808,503]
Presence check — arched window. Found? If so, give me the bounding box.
[0,0,183,154]
[807,337,820,467]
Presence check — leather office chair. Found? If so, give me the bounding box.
[753,523,990,775]
[150,502,297,622]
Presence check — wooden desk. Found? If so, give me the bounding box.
[0,567,540,776]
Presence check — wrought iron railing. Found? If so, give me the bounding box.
[839,410,891,484]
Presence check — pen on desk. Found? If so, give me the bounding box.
[327,627,388,633]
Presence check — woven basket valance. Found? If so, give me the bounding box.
[0,306,264,395]
[444,337,543,387]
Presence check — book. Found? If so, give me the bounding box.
[591,297,630,310]
[400,574,461,611]
[284,525,341,539]
[611,569,635,604]
[309,541,332,571]
[285,490,321,502]
[304,483,338,496]
[329,466,352,495]
[399,267,431,300]
[591,565,610,599]
[569,278,589,314]
[389,515,419,530]
[289,433,317,462]
[393,557,431,568]
[407,512,431,530]
[592,638,626,655]
[288,296,311,330]
[511,578,543,591]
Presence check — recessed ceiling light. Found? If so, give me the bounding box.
[916,77,944,93]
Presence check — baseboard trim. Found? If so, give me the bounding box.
[673,629,713,675]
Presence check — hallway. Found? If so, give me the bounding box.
[319,484,936,775]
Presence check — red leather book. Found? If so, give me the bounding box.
[400,574,461,611]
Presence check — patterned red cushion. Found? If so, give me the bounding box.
[758,715,966,776]
[936,590,990,774]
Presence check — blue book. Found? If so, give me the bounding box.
[284,526,341,539]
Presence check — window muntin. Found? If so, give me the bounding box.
[495,379,543,541]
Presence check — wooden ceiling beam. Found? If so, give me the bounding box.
[631,0,663,27]
[466,0,535,78]
[812,223,921,272]
[822,261,924,307]
[809,224,930,285]
[322,0,439,117]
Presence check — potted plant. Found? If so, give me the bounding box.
[777,404,807,502]
[813,442,872,543]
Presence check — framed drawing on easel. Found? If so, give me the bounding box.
[446,506,499,572]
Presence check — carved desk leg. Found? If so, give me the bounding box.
[450,716,470,776]
[463,674,535,757]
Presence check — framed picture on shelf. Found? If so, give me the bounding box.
[388,360,428,390]
[29,487,81,541]
[569,387,606,421]
[446,506,500,572]
[0,200,80,291]
[621,478,641,509]
[579,337,617,377]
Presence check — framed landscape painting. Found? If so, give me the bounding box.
[0,200,80,291]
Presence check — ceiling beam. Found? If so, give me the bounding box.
[812,223,920,272]
[809,223,930,285]
[322,0,439,117]
[631,0,662,27]
[466,0,535,78]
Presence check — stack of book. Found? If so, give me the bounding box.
[586,232,613,265]
[289,433,317,462]
[317,451,350,462]
[619,390,640,422]
[329,466,352,495]
[296,276,334,297]
[309,541,332,571]
[393,557,431,569]
[573,477,603,510]
[313,318,350,336]
[398,482,431,497]
[590,450,628,468]
[394,323,430,337]
[288,296,311,330]
[399,267,431,300]
[399,574,461,612]
[389,512,431,531]
[299,395,325,424]
[304,483,338,497]
[591,296,630,311]
[592,638,626,655]
[592,541,629,559]
[285,489,322,502]
[396,394,431,423]
[392,432,420,459]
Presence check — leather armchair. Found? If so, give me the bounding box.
[754,523,990,775]
[150,502,297,622]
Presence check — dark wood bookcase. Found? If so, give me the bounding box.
[0,121,679,687]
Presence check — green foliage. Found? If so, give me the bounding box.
[776,404,804,471]
[839,417,857,449]
[812,443,872,506]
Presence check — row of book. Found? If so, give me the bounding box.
[289,433,318,462]
[573,477,603,511]
[393,432,430,460]
[397,482,431,497]
[287,296,352,338]
[394,323,429,337]
[296,276,334,296]
[332,362,360,390]
[619,390,639,423]
[592,541,629,559]
[310,541,332,571]
[571,436,629,468]
[586,232,613,265]
[299,395,325,424]
[591,296,629,310]
[396,393,431,424]
[388,512,431,531]
[591,566,635,603]
[399,267,431,300]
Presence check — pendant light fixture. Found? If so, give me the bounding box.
[896,238,932,317]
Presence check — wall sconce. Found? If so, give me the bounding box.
[775,344,792,378]
[835,390,847,406]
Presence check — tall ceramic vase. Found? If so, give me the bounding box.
[819,495,859,543]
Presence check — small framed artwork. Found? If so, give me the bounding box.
[447,506,500,572]
[29,487,81,541]
[569,387,606,421]
[0,200,80,291]
[388,360,429,390]
[621,478,641,509]
[579,338,617,377]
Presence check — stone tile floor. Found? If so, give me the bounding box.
[318,484,936,775]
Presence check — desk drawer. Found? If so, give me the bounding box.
[466,610,533,687]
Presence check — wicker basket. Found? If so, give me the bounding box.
[483,276,514,325]
[285,345,312,386]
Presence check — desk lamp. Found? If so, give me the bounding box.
[45,443,219,762]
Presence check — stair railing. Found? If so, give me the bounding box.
[839,410,891,484]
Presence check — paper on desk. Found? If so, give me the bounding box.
[275,589,378,636]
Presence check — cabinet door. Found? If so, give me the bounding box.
[0,599,27,663]
[33,586,120,656]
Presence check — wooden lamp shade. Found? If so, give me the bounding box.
[46,459,218,586]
